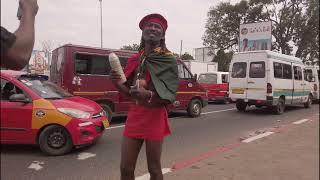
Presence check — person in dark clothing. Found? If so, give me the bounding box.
[1,0,38,70]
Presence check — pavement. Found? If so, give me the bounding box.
[164,113,319,180]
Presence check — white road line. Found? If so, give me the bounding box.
[135,168,172,180]
[77,152,96,160]
[293,119,309,125]
[28,161,44,171]
[201,108,236,115]
[242,132,274,143]
[105,125,125,130]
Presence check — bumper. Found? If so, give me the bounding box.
[235,96,277,106]
[66,118,107,146]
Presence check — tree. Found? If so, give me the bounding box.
[120,44,140,51]
[180,52,194,60]
[203,0,318,63]
[212,50,233,72]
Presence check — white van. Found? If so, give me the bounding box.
[304,65,319,102]
[229,50,313,114]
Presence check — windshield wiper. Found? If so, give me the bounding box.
[45,97,63,100]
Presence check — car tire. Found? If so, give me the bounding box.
[39,125,73,156]
[304,95,312,108]
[100,103,113,122]
[187,99,202,117]
[273,98,285,115]
[236,101,247,112]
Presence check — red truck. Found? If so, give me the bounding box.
[50,44,208,121]
[198,72,230,104]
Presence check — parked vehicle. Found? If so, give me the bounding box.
[50,44,208,120]
[304,65,319,102]
[229,50,313,114]
[0,70,109,155]
[198,72,230,103]
[182,60,218,76]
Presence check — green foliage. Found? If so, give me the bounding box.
[120,44,140,51]
[203,0,319,64]
[180,52,194,60]
[212,50,234,72]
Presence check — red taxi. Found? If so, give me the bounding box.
[0,70,109,155]
[198,72,230,103]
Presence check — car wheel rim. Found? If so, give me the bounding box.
[193,103,200,115]
[47,130,66,149]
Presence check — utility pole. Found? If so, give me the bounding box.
[179,40,183,57]
[99,0,103,48]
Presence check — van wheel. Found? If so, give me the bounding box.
[100,103,113,122]
[273,98,285,115]
[187,99,202,117]
[236,101,247,112]
[304,95,312,108]
[39,125,73,156]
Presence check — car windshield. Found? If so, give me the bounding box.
[19,77,73,99]
[198,74,217,84]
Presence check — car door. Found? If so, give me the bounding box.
[247,57,267,100]
[293,65,304,104]
[0,78,33,143]
[230,60,248,100]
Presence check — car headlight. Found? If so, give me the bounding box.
[57,108,91,119]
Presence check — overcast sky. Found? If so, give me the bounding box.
[1,0,239,56]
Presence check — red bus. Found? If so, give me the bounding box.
[50,44,208,121]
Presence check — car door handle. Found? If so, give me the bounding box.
[248,81,255,84]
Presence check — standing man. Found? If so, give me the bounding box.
[1,0,38,70]
[110,13,179,180]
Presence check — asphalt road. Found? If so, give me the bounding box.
[1,103,319,180]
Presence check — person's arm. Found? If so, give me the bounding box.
[129,87,171,107]
[1,0,38,70]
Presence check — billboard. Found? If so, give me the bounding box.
[194,47,214,62]
[28,50,50,74]
[239,21,272,52]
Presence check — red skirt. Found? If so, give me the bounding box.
[123,104,171,140]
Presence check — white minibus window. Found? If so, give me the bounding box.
[232,62,247,78]
[249,62,265,78]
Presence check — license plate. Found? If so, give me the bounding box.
[102,120,109,128]
[232,89,244,94]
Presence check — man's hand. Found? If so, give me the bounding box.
[109,70,123,86]
[129,85,150,100]
[20,0,38,17]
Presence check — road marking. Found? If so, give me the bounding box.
[77,152,96,160]
[172,142,241,170]
[293,119,309,124]
[105,125,125,130]
[28,161,44,171]
[135,168,172,180]
[201,108,236,115]
[242,132,274,143]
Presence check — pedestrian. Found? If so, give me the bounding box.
[110,13,179,180]
[1,0,38,70]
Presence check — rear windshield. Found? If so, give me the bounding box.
[249,61,265,78]
[232,62,247,78]
[198,74,217,84]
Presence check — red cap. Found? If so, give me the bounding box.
[139,13,168,32]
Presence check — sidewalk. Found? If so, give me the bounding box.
[165,114,319,180]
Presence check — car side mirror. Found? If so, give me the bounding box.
[9,94,31,103]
